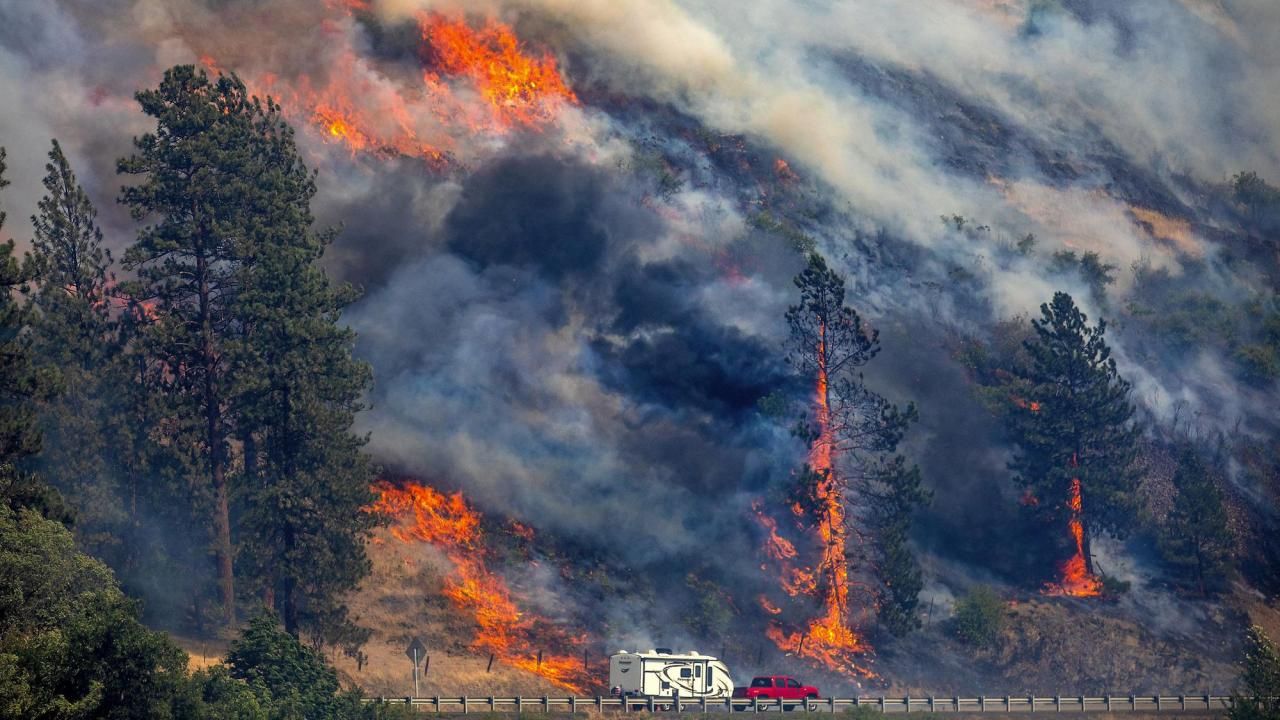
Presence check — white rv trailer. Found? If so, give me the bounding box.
[608,649,734,699]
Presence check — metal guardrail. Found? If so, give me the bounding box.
[360,694,1243,713]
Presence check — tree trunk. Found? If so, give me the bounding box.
[1081,520,1096,577]
[212,456,234,627]
[281,524,298,635]
[197,244,234,629]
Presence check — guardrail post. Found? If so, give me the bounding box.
[879,697,886,713]
[516,697,523,715]
[1030,695,1036,713]
[1156,696,1162,712]
[1079,695,1085,711]
[649,696,656,714]
[433,696,440,715]
[754,696,761,714]
[1179,695,1185,711]
[954,696,960,712]
[673,690,681,714]
[1203,694,1211,711]
[1129,694,1136,711]
[829,697,836,714]
[1055,695,1061,712]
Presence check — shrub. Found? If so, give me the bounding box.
[950,585,1007,648]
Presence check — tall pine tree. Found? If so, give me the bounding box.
[0,148,62,518]
[1010,291,1139,577]
[25,140,128,556]
[224,109,379,641]
[119,66,277,627]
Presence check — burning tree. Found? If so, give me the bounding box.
[1010,292,1139,596]
[758,252,925,672]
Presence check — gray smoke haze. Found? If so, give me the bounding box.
[2,0,1277,678]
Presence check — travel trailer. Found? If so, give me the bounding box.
[608,648,734,699]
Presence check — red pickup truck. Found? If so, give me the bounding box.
[733,675,821,701]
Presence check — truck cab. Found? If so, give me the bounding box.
[733,675,820,700]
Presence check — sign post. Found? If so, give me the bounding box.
[405,637,427,698]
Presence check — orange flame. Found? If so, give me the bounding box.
[203,11,576,167]
[1011,396,1042,413]
[370,481,594,691]
[421,13,578,129]
[756,321,874,678]
[1042,458,1102,598]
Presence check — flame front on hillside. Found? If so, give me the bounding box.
[370,481,594,692]
[204,9,577,167]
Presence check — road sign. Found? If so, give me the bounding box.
[406,637,426,666]
[406,637,427,698]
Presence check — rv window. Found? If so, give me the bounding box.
[680,668,692,678]
[707,666,714,685]
[751,678,770,688]
[695,665,702,677]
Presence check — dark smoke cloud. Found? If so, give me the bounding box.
[344,153,793,573]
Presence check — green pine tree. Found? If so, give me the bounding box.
[870,458,931,636]
[224,112,379,641]
[118,66,283,627]
[1161,446,1233,596]
[24,140,130,557]
[1010,291,1140,576]
[0,148,62,519]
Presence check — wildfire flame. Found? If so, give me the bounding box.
[1042,457,1102,598]
[370,481,594,692]
[203,10,577,167]
[755,321,874,678]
